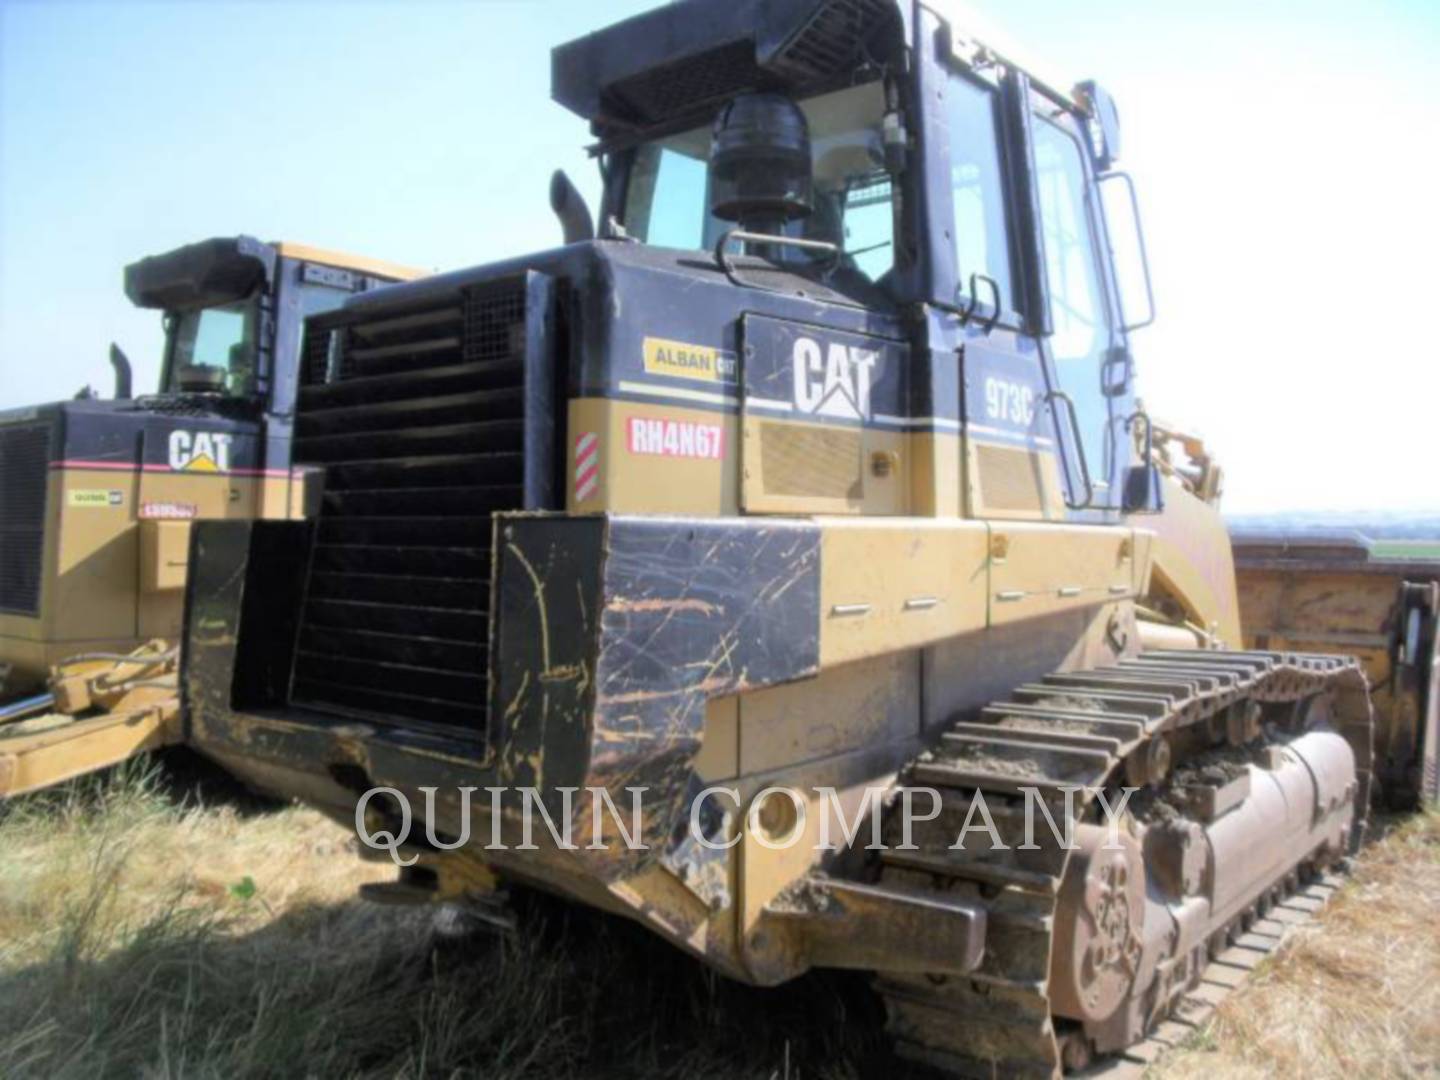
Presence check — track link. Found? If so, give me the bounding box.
[1074,869,1346,1078]
[875,649,1374,1078]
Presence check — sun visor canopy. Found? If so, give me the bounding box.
[552,0,900,130]
[123,236,277,311]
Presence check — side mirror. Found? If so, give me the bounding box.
[1101,345,1132,397]
[1122,410,1164,514]
[1122,463,1165,515]
[1098,171,1155,332]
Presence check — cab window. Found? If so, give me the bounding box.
[623,82,897,285]
[946,75,1015,313]
[1033,116,1114,487]
[625,144,714,252]
[298,281,351,319]
[166,300,257,396]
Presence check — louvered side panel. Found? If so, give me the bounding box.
[287,275,548,738]
[0,423,51,615]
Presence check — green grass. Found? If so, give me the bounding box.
[4,764,1434,1080]
[0,763,886,1080]
[1370,539,1440,561]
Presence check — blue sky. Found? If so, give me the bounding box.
[2,0,1437,513]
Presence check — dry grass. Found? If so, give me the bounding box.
[1151,809,1440,1080]
[0,757,879,1079]
[0,758,1435,1079]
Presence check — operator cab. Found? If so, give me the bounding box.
[558,0,1156,519]
[124,236,275,403]
[122,236,424,415]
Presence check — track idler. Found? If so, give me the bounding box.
[1050,824,1146,1026]
[1053,729,1358,1056]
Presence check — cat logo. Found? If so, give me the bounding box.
[791,337,878,421]
[168,430,233,473]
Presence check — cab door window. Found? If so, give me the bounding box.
[1033,117,1114,490]
[946,74,1016,315]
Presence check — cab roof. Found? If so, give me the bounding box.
[551,0,1085,134]
[271,241,428,283]
[124,236,428,311]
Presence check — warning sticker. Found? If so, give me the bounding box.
[574,431,600,502]
[642,337,737,385]
[69,489,124,508]
[626,418,725,460]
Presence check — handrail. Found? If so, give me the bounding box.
[1046,389,1095,509]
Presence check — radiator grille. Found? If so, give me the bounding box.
[0,423,50,615]
[758,422,861,500]
[289,279,535,736]
[976,443,1045,513]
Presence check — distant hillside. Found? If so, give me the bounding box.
[1226,510,1440,541]
[1226,510,1440,560]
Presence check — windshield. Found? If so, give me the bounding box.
[622,82,896,284]
[163,299,258,396]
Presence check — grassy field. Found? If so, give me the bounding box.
[1150,811,1440,1080]
[1,759,1435,1079]
[1370,539,1440,561]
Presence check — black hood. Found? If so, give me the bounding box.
[0,397,263,476]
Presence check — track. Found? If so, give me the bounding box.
[1075,867,1346,1078]
[874,649,1374,1078]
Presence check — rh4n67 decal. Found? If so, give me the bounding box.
[626,417,724,459]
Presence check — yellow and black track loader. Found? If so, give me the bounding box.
[111,0,1433,1074]
[0,236,424,796]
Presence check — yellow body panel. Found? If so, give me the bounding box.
[988,522,1137,625]
[818,519,989,666]
[571,395,1063,531]
[1144,478,1242,645]
[0,700,180,798]
[0,467,294,696]
[568,397,736,515]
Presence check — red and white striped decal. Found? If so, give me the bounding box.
[574,431,600,503]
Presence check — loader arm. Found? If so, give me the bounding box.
[0,642,181,797]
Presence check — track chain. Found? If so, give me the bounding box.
[874,649,1374,1078]
[1072,869,1346,1078]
